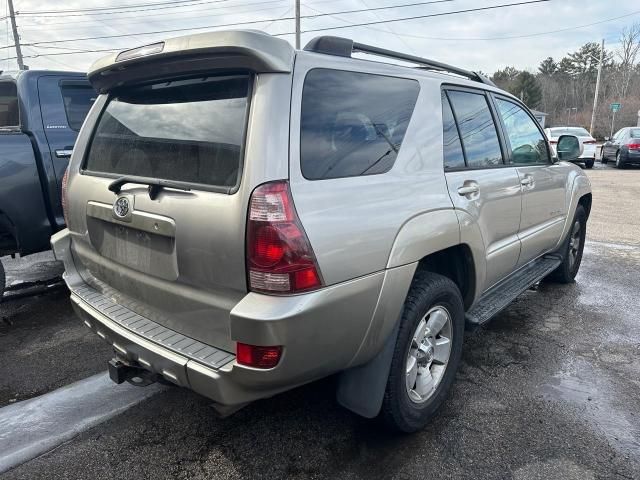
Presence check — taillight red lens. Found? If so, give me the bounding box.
[236,343,282,369]
[583,140,596,144]
[628,143,640,150]
[246,181,323,294]
[549,140,558,144]
[61,167,70,226]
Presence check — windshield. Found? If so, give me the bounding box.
[549,127,590,137]
[84,75,250,190]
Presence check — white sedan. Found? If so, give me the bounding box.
[544,127,597,169]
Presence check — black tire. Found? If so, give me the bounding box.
[379,271,464,433]
[0,259,4,301]
[546,205,587,283]
[584,158,594,169]
[615,151,625,169]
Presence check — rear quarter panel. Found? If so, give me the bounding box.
[289,53,459,286]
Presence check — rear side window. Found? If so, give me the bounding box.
[441,92,465,169]
[84,75,250,190]
[447,90,503,168]
[61,84,96,131]
[300,69,420,180]
[0,82,19,127]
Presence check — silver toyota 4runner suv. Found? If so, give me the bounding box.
[51,31,592,432]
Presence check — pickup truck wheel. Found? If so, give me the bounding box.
[546,205,587,283]
[380,271,464,433]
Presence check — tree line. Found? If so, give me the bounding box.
[490,24,640,139]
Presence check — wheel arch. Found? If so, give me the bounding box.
[336,242,476,419]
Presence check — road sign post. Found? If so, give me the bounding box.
[610,103,621,137]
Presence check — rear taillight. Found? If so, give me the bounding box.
[246,181,323,294]
[583,140,596,144]
[628,143,640,150]
[236,343,282,369]
[61,167,70,226]
[549,140,558,144]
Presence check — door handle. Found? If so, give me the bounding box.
[457,184,479,196]
[520,176,534,187]
[55,149,73,158]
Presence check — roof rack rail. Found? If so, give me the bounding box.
[304,36,495,87]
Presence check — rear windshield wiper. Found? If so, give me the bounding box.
[108,176,191,200]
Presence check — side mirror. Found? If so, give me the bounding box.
[556,134,583,161]
[604,136,610,142]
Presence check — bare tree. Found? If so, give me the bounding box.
[614,23,640,99]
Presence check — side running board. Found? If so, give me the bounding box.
[466,255,562,325]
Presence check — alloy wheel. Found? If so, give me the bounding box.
[405,306,452,403]
[568,220,582,271]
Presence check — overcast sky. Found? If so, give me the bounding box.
[1,0,636,74]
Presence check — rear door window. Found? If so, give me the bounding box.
[0,82,19,127]
[300,69,420,180]
[60,84,96,131]
[447,90,503,168]
[84,75,251,191]
[441,92,465,169]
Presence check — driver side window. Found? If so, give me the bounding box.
[495,98,550,165]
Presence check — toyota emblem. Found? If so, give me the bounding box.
[113,197,130,218]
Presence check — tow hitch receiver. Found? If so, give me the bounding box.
[108,359,156,386]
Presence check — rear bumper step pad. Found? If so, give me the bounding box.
[73,284,234,370]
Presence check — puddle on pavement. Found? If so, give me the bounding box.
[543,358,640,457]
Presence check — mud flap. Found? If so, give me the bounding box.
[336,318,401,419]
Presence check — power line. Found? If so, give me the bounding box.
[18,0,230,14]
[17,0,238,17]
[295,0,551,34]
[7,0,533,49]
[354,8,640,40]
[16,0,317,29]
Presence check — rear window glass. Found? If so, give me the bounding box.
[0,82,19,127]
[630,128,640,138]
[549,127,590,137]
[61,84,96,131]
[84,75,250,190]
[300,69,419,180]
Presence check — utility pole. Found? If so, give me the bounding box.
[589,38,604,137]
[294,0,300,49]
[7,0,24,70]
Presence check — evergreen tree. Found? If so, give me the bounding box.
[538,57,557,75]
[513,72,542,108]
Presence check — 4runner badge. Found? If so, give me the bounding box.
[113,197,130,218]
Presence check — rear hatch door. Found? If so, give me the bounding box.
[67,72,271,352]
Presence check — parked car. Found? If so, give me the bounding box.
[0,70,95,297]
[544,126,596,168]
[51,31,591,433]
[601,127,640,168]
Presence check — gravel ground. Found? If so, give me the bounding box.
[1,164,638,480]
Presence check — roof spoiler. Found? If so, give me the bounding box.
[88,30,294,93]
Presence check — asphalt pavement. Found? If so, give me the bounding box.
[1,162,638,480]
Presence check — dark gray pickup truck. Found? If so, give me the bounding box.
[0,70,95,297]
